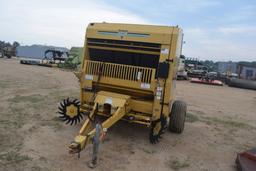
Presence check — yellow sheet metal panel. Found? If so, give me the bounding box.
[81,22,183,118]
[130,99,153,114]
[87,23,176,34]
[95,94,127,107]
[86,22,180,44]
[97,91,131,100]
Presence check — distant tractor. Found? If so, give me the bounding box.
[186,57,208,78]
[58,47,83,69]
[0,41,19,58]
[40,49,68,67]
[1,46,16,58]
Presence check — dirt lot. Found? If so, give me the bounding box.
[0,58,255,171]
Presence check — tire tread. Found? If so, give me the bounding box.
[169,100,187,133]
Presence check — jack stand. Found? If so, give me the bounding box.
[87,123,101,169]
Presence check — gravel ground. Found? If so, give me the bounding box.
[0,58,255,171]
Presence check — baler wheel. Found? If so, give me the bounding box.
[168,100,187,133]
[58,98,84,125]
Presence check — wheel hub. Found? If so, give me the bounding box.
[66,104,78,118]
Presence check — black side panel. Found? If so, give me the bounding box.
[157,63,169,79]
[89,48,160,69]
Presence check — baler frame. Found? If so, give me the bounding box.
[58,22,187,167]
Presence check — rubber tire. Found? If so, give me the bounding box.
[169,100,187,133]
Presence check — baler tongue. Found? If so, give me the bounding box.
[69,91,131,154]
[236,148,256,171]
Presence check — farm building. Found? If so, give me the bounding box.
[217,61,237,74]
[237,64,256,80]
[17,45,69,59]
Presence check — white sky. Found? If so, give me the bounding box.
[1,0,148,46]
[1,0,256,61]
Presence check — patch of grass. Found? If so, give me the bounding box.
[49,89,79,100]
[31,166,42,171]
[0,105,26,159]
[0,132,23,151]
[31,165,51,171]
[205,120,212,125]
[8,105,28,128]
[186,113,200,123]
[0,80,15,89]
[8,94,44,103]
[171,138,182,147]
[51,116,62,122]
[185,112,254,130]
[202,116,253,129]
[142,148,156,154]
[0,151,31,165]
[39,156,47,163]
[167,158,190,170]
[0,82,7,89]
[0,120,20,129]
[40,118,63,131]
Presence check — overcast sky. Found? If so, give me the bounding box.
[1,0,255,61]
